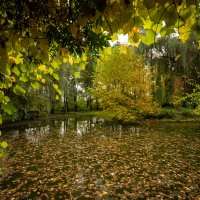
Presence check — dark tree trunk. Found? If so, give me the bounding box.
[64,95,69,113]
[95,98,99,110]
[50,101,55,114]
[87,95,93,111]
[74,95,77,112]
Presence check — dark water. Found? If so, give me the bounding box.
[0,117,200,199]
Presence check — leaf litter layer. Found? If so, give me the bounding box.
[0,117,199,199]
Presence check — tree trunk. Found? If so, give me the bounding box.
[74,95,77,112]
[95,98,99,110]
[64,95,69,113]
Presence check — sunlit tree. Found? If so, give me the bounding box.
[92,45,156,122]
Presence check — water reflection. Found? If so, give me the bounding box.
[0,117,200,199]
[25,126,50,145]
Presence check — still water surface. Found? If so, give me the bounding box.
[0,117,200,199]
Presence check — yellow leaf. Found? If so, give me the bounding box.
[62,184,68,188]
[80,63,86,70]
[103,47,112,55]
[51,60,59,69]
[9,76,16,82]
[63,57,68,63]
[8,53,23,64]
[74,72,80,78]
[41,78,46,83]
[81,53,87,61]
[68,56,73,65]
[49,67,53,75]
[119,45,127,54]
[38,64,46,72]
[97,191,108,197]
[36,74,42,81]
[74,56,81,64]
[53,84,59,90]
[111,33,118,42]
[175,54,181,61]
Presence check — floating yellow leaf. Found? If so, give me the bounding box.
[62,184,68,188]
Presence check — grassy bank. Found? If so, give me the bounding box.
[1,108,200,128]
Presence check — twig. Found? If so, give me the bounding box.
[103,12,113,34]
[154,1,174,43]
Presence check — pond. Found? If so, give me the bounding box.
[0,117,199,199]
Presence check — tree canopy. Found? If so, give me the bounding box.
[1,0,200,51]
[0,0,200,149]
[92,45,157,122]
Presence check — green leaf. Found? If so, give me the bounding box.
[20,64,27,73]
[149,8,163,23]
[1,141,8,149]
[111,33,118,42]
[53,84,59,90]
[5,63,11,75]
[12,66,20,76]
[53,73,59,80]
[132,33,141,43]
[19,76,28,82]
[74,72,80,78]
[142,29,156,45]
[51,60,59,69]
[0,91,4,103]
[31,81,40,89]
[103,47,112,55]
[0,115,2,124]
[180,7,193,20]
[2,103,12,115]
[81,53,87,62]
[143,18,154,29]
[164,12,177,26]
[4,96,10,103]
[133,16,143,27]
[13,84,26,95]
[49,67,53,75]
[160,26,175,37]
[57,89,62,95]
[55,95,59,100]
[137,3,148,18]
[74,57,81,64]
[143,0,156,9]
[80,63,86,70]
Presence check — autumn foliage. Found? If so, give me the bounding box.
[92,45,157,122]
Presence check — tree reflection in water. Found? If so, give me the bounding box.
[0,117,199,199]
